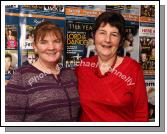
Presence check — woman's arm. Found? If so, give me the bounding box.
[133,66,149,122]
[5,70,28,122]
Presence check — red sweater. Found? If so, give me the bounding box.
[76,56,149,122]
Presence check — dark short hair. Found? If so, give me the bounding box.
[93,12,125,56]
[93,12,125,40]
[5,53,12,61]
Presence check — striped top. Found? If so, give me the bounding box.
[5,64,80,122]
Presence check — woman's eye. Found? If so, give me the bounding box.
[112,34,117,37]
[111,33,119,37]
[54,40,61,43]
[99,32,105,35]
[40,41,47,44]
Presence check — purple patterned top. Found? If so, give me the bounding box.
[5,64,80,122]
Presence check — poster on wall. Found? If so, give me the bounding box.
[5,50,18,85]
[140,5,155,18]
[64,5,105,68]
[23,25,36,50]
[124,22,139,61]
[65,5,105,17]
[5,24,18,50]
[145,78,155,121]
[21,50,37,66]
[139,36,155,76]
[5,5,19,13]
[20,5,65,17]
[139,27,155,76]
[106,5,140,62]
[139,5,155,76]
[65,19,94,68]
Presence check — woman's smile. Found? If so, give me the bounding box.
[101,44,112,48]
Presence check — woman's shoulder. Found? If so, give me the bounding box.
[10,64,40,82]
[123,56,142,70]
[6,64,33,87]
[60,67,77,82]
[14,64,36,74]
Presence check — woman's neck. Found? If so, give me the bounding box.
[38,59,56,70]
[32,58,59,75]
[98,54,117,75]
[33,59,60,79]
[98,54,117,67]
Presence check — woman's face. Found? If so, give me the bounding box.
[33,33,63,64]
[94,23,121,59]
[5,57,12,70]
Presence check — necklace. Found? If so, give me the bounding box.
[110,55,117,69]
[38,59,60,77]
[99,55,117,70]
[95,55,117,78]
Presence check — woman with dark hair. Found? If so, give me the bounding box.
[5,21,80,122]
[76,12,148,122]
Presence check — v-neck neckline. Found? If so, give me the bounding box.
[94,56,127,78]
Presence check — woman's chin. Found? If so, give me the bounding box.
[46,55,61,63]
[44,58,59,64]
[99,53,114,58]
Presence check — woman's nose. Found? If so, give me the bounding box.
[48,43,55,50]
[105,34,111,43]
